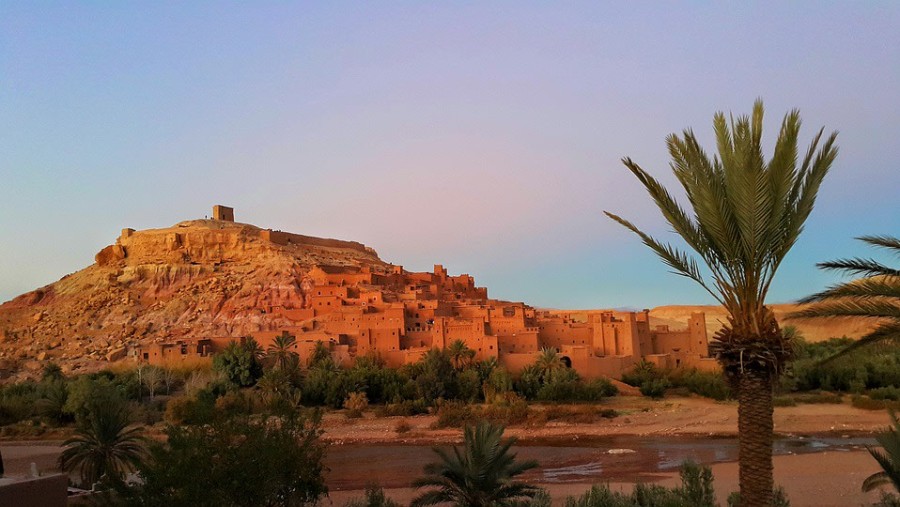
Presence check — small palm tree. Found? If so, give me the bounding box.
[863,410,900,495]
[267,331,300,370]
[59,398,147,488]
[242,336,265,361]
[411,421,540,507]
[791,235,900,356]
[447,339,476,370]
[535,348,562,377]
[605,100,837,506]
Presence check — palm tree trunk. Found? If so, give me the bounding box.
[736,369,774,506]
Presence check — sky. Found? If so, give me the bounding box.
[1,2,898,309]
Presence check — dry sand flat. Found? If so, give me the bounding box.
[319,397,892,445]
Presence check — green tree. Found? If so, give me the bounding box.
[268,331,300,371]
[410,421,539,507]
[42,362,64,382]
[411,348,456,403]
[863,410,900,495]
[112,414,327,507]
[605,100,837,506]
[59,396,147,488]
[213,340,264,387]
[447,340,476,370]
[535,348,563,378]
[791,235,900,356]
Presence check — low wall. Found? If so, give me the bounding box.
[260,229,371,254]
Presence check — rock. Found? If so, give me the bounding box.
[36,351,47,361]
[106,347,126,362]
[95,244,126,266]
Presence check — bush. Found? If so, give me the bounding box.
[432,400,473,429]
[562,460,717,507]
[375,399,430,417]
[344,392,369,418]
[727,486,790,507]
[213,340,263,387]
[870,386,900,401]
[639,378,670,399]
[851,395,900,411]
[668,369,731,401]
[343,485,401,507]
[394,420,412,434]
[114,413,327,506]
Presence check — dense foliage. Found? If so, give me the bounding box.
[108,413,326,507]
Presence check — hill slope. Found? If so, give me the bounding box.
[0,218,384,377]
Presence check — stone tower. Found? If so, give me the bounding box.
[212,205,234,222]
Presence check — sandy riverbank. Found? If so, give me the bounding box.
[318,396,892,445]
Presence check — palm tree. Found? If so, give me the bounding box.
[790,235,900,356]
[242,336,265,361]
[605,100,838,506]
[59,397,147,488]
[862,410,900,494]
[410,421,540,507]
[535,348,562,377]
[447,339,476,370]
[267,331,300,370]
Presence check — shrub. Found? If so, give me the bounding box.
[213,340,263,387]
[772,396,797,407]
[394,420,412,434]
[851,395,900,411]
[344,485,401,507]
[344,392,369,418]
[668,369,731,400]
[114,413,327,506]
[727,486,790,506]
[639,378,670,399]
[375,399,429,417]
[870,386,900,401]
[562,461,716,507]
[432,400,473,429]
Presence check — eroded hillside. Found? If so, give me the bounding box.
[0,218,385,378]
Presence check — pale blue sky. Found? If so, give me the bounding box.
[1,2,898,308]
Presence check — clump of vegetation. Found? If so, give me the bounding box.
[110,412,327,506]
[394,419,412,434]
[212,338,264,387]
[411,421,540,507]
[561,461,716,507]
[344,391,369,418]
[344,485,401,507]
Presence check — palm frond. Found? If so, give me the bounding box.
[603,212,721,304]
[799,278,900,303]
[859,235,900,255]
[789,300,900,320]
[816,258,900,278]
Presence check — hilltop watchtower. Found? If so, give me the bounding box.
[212,205,234,222]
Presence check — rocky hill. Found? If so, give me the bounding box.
[0,216,385,379]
